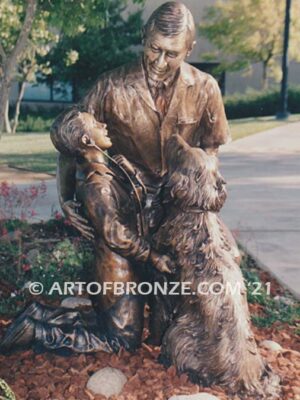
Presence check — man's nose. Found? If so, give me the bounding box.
[155,52,167,69]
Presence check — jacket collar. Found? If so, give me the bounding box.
[125,58,195,112]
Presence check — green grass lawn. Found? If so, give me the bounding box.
[0,114,300,174]
[0,132,57,174]
[229,114,300,140]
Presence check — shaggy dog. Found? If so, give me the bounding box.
[154,135,279,398]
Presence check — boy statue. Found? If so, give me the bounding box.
[0,113,174,354]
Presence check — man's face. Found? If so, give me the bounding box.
[143,30,190,82]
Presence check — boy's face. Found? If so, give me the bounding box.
[80,112,112,150]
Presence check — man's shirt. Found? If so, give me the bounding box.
[51,58,230,186]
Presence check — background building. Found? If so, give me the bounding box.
[9,0,300,106]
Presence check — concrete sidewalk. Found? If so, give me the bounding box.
[219,121,300,299]
[1,122,299,298]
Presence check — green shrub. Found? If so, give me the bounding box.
[225,86,300,119]
[9,105,68,133]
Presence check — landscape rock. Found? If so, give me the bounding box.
[260,340,283,352]
[273,295,295,306]
[26,249,40,264]
[168,394,221,400]
[86,367,127,398]
[60,296,92,309]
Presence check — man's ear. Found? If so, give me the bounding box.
[187,40,196,58]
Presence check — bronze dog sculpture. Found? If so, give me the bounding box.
[154,135,279,397]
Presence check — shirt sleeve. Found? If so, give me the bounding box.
[199,75,231,150]
[85,180,151,263]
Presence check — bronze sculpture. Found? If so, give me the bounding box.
[1,2,277,397]
[49,1,230,343]
[153,135,277,397]
[50,1,230,239]
[0,115,174,354]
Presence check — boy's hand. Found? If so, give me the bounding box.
[149,250,177,274]
[62,200,94,241]
[113,154,136,175]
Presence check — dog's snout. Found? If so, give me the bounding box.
[216,176,226,189]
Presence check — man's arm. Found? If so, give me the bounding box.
[56,153,94,240]
[199,75,231,155]
[50,76,109,236]
[56,152,76,207]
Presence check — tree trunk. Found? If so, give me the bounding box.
[262,61,268,91]
[0,80,10,136]
[0,0,37,137]
[4,98,12,134]
[12,81,26,134]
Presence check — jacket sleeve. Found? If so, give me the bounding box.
[199,75,231,151]
[85,180,151,263]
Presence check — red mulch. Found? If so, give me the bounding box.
[0,225,299,399]
[0,318,299,400]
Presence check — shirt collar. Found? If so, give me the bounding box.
[125,57,195,87]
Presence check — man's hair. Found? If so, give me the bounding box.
[144,2,195,48]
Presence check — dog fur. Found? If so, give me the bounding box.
[154,135,279,397]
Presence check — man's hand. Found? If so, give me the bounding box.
[113,154,147,197]
[61,200,94,241]
[149,250,177,274]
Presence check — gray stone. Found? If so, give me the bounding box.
[86,367,127,398]
[260,340,283,352]
[168,394,221,400]
[273,295,295,306]
[60,296,92,309]
[27,249,40,264]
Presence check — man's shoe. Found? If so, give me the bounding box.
[13,301,53,322]
[0,316,35,354]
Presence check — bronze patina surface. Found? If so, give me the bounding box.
[1,2,276,397]
[153,135,279,397]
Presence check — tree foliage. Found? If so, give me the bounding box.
[199,0,300,89]
[0,0,57,133]
[0,0,144,135]
[46,1,143,99]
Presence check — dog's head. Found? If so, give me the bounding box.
[163,134,227,212]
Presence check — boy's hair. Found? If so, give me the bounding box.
[51,109,87,156]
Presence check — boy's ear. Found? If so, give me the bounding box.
[81,134,91,146]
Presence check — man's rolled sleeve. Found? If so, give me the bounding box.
[199,76,231,150]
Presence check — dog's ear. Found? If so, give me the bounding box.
[165,172,190,202]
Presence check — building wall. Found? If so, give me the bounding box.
[141,0,300,95]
